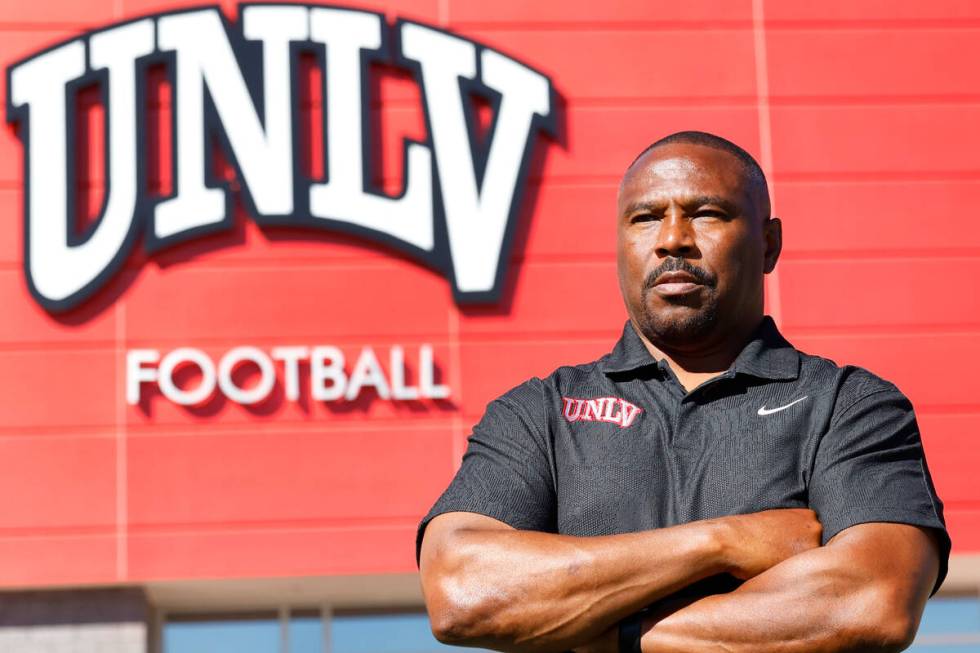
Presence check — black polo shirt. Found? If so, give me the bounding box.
[418,317,951,594]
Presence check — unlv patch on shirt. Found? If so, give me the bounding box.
[561,396,642,428]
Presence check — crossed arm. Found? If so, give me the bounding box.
[419,510,940,653]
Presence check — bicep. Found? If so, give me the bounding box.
[420,512,515,575]
[808,381,950,592]
[416,395,556,565]
[825,522,941,605]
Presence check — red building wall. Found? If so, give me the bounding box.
[0,0,977,588]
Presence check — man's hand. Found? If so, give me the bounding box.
[419,508,822,653]
[718,508,822,580]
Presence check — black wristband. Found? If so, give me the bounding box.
[617,611,644,653]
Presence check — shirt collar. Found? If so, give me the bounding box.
[600,316,800,381]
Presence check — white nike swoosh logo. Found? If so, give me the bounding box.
[757,396,808,416]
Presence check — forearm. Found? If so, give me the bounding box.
[639,526,937,653]
[642,549,883,652]
[422,519,727,653]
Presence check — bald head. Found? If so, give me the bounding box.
[622,131,771,222]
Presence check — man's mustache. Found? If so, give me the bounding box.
[643,257,716,290]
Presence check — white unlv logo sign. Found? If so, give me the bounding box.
[5,4,555,312]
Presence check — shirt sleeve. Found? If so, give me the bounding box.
[808,371,951,595]
[415,381,556,565]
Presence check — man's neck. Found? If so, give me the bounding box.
[632,317,762,393]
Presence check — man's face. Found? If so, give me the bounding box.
[616,142,778,349]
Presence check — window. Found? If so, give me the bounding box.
[162,609,488,653]
[332,612,489,653]
[908,597,980,652]
[164,614,283,653]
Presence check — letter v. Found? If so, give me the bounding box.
[400,23,552,300]
[618,400,642,428]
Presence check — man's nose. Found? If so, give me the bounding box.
[654,212,696,258]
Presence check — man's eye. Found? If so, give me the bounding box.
[694,209,728,220]
[631,213,658,223]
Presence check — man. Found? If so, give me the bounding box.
[416,131,949,652]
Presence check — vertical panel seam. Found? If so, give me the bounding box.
[115,301,128,580]
[448,306,465,470]
[752,0,783,325]
[112,0,127,585]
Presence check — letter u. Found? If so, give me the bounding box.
[562,397,583,422]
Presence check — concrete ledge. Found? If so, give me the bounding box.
[146,573,424,614]
[940,554,980,595]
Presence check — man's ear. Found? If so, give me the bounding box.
[763,217,782,274]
